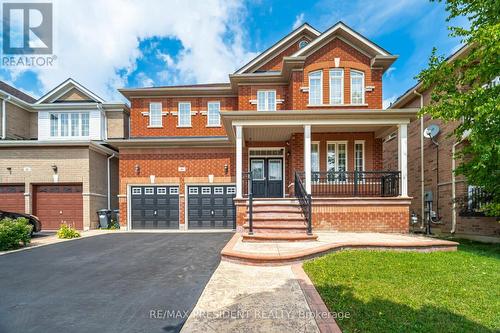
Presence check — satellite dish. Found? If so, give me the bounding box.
[423,124,440,139]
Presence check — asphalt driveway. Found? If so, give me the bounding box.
[0,232,233,333]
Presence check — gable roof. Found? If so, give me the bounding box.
[234,23,321,74]
[36,78,105,104]
[0,81,37,103]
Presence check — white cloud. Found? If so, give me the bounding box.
[383,95,398,109]
[293,13,305,29]
[3,0,257,101]
[135,72,154,87]
[384,67,396,78]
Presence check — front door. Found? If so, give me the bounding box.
[250,158,283,198]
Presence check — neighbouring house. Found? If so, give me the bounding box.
[112,22,417,238]
[0,79,129,230]
[384,45,499,242]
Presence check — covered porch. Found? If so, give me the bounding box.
[221,109,417,235]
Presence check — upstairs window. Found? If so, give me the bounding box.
[351,70,365,105]
[309,71,322,105]
[50,112,89,137]
[257,90,276,111]
[149,102,162,127]
[329,69,344,105]
[178,102,191,127]
[207,101,221,126]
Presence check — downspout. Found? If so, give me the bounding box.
[107,153,116,210]
[451,141,461,234]
[1,96,10,139]
[413,90,425,229]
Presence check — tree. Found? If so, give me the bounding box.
[417,0,500,216]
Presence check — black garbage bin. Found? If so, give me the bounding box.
[113,209,120,226]
[97,209,112,229]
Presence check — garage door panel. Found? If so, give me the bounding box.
[131,186,179,230]
[0,185,26,213]
[187,185,235,230]
[33,184,83,230]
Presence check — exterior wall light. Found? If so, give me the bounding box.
[134,164,140,175]
[224,164,229,175]
[51,165,58,174]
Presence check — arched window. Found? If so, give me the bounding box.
[329,69,344,104]
[350,70,365,105]
[308,71,322,105]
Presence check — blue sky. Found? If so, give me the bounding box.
[0,0,466,107]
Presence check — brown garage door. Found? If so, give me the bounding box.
[0,185,25,213]
[33,184,83,230]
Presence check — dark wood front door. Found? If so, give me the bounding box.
[250,158,283,198]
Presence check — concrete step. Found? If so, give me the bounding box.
[249,206,304,213]
[248,212,304,219]
[242,223,308,233]
[242,233,318,242]
[245,216,306,223]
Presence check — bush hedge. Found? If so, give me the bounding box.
[0,218,32,251]
[57,224,81,239]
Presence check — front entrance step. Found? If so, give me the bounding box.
[245,216,305,223]
[242,223,308,233]
[249,206,304,213]
[251,199,299,205]
[242,233,318,242]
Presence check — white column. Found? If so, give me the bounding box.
[398,123,408,197]
[235,125,243,198]
[304,125,312,194]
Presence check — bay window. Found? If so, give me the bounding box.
[350,70,365,104]
[49,112,89,138]
[207,101,221,126]
[178,102,191,127]
[329,69,344,104]
[149,102,162,127]
[257,90,276,111]
[308,71,322,105]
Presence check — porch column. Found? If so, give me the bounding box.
[304,125,312,194]
[398,123,408,197]
[235,125,243,198]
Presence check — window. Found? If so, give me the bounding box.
[189,187,198,195]
[309,71,322,105]
[257,90,276,111]
[355,141,364,172]
[201,187,211,195]
[351,70,365,104]
[227,187,236,194]
[144,188,154,195]
[327,142,348,181]
[132,187,141,195]
[311,143,320,182]
[157,187,167,195]
[207,102,221,126]
[149,102,162,127]
[214,187,224,195]
[298,40,309,49]
[169,187,179,195]
[178,102,191,127]
[49,112,90,137]
[250,160,265,180]
[329,69,344,104]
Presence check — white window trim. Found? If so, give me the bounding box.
[177,102,192,127]
[49,112,90,139]
[256,90,277,112]
[201,187,211,195]
[311,142,320,172]
[226,187,236,194]
[326,141,349,172]
[157,187,167,195]
[329,69,344,105]
[169,187,179,195]
[144,187,154,195]
[207,101,221,127]
[214,187,224,194]
[189,187,198,195]
[132,188,141,195]
[354,140,365,172]
[308,70,323,106]
[148,102,163,127]
[350,70,365,105]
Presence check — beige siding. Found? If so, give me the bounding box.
[106,111,129,139]
[6,102,35,139]
[55,88,93,102]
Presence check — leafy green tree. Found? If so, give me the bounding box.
[417,0,500,216]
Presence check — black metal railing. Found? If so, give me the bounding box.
[298,171,400,197]
[242,172,254,234]
[457,186,493,216]
[294,172,312,235]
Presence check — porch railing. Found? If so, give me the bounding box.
[294,172,312,235]
[242,171,253,234]
[297,171,401,197]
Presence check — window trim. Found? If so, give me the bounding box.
[226,187,236,194]
[354,140,365,172]
[149,102,163,127]
[329,69,344,105]
[214,187,224,195]
[201,187,211,195]
[144,187,154,195]
[256,90,277,112]
[177,102,192,127]
[169,187,179,195]
[189,187,199,195]
[350,69,365,105]
[326,141,349,172]
[207,101,221,127]
[157,187,167,195]
[49,112,90,138]
[132,187,141,195]
[308,70,323,106]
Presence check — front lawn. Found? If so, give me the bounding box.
[303,240,500,333]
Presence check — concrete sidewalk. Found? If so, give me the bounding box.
[181,261,336,333]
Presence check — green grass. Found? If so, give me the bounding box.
[303,240,500,333]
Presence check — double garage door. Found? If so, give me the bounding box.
[130,185,235,230]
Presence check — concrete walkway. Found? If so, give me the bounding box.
[222,232,459,264]
[181,261,333,333]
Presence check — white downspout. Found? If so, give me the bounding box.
[451,141,460,234]
[413,90,425,229]
[1,96,10,139]
[107,153,116,210]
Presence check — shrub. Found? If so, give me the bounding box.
[57,224,81,239]
[0,217,32,251]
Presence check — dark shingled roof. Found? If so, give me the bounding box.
[0,81,37,103]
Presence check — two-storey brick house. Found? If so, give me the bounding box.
[0,79,129,230]
[114,22,417,238]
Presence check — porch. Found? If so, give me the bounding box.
[221,109,417,236]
